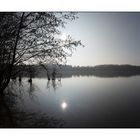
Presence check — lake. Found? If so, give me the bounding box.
[5,75,140,128]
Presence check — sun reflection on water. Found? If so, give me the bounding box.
[61,101,67,110]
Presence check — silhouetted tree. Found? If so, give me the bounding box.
[0,12,24,94]
[0,12,84,94]
[39,62,50,80]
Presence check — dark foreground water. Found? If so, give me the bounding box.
[3,75,140,128]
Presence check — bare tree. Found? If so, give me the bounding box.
[0,12,84,94]
[0,12,23,93]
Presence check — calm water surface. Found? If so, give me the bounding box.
[8,75,140,127]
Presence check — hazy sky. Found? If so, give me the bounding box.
[61,12,140,66]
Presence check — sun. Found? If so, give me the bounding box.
[60,33,67,41]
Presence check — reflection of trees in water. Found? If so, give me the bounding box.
[11,111,65,128]
[0,79,64,128]
[47,79,62,91]
[0,97,14,127]
[28,81,38,101]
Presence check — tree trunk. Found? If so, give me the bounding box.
[0,12,24,94]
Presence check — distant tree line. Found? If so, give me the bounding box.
[12,64,140,78]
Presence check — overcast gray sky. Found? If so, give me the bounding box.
[61,12,140,66]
